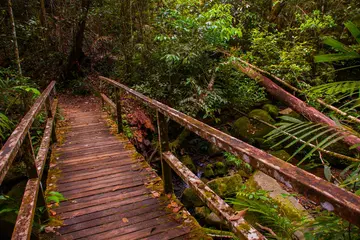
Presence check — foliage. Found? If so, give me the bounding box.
[46,191,66,204]
[227,186,299,239]
[223,152,252,173]
[303,211,360,240]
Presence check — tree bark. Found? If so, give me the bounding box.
[39,0,46,27]
[232,62,360,152]
[7,0,22,75]
[63,0,91,81]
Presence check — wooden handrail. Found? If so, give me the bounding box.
[0,81,57,240]
[99,76,360,231]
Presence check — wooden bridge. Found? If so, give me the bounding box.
[1,77,360,240]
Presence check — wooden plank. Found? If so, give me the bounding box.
[63,198,159,226]
[59,202,162,234]
[80,215,177,240]
[58,188,149,213]
[59,151,131,164]
[11,178,39,240]
[59,194,151,219]
[62,210,168,239]
[0,81,55,184]
[163,152,264,239]
[57,171,147,191]
[59,185,146,206]
[61,179,144,198]
[59,158,135,173]
[144,226,191,240]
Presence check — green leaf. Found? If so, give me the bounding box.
[324,165,332,181]
[345,21,360,44]
[314,53,360,63]
[355,189,360,196]
[322,37,353,52]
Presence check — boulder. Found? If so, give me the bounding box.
[207,174,243,198]
[181,155,196,173]
[262,104,279,118]
[205,212,228,229]
[232,109,275,140]
[203,164,215,179]
[194,206,211,220]
[246,171,311,221]
[182,188,204,208]
[269,150,291,161]
[213,162,227,177]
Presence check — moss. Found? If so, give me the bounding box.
[181,155,197,173]
[207,174,243,198]
[232,109,275,140]
[269,150,291,161]
[182,188,204,208]
[213,162,227,177]
[194,206,211,220]
[262,104,279,118]
[273,196,307,221]
[203,164,215,179]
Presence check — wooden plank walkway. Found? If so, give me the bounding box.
[53,97,201,240]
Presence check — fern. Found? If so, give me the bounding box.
[0,113,14,141]
[264,116,360,165]
[227,187,298,238]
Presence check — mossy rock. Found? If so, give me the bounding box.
[203,164,215,179]
[262,104,279,118]
[181,155,196,174]
[205,212,228,229]
[213,162,227,177]
[245,171,311,221]
[269,150,291,161]
[207,174,243,198]
[182,188,204,208]
[232,109,275,140]
[208,144,222,155]
[255,138,282,150]
[194,206,211,220]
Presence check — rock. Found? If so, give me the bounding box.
[208,144,222,155]
[279,108,302,120]
[232,116,251,140]
[247,171,311,221]
[269,150,291,161]
[232,109,275,140]
[213,162,227,177]
[203,164,215,179]
[181,155,196,173]
[207,174,243,198]
[181,188,204,208]
[194,206,211,220]
[205,212,228,229]
[262,104,279,118]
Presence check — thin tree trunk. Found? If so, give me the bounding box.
[40,0,46,27]
[7,0,22,75]
[232,61,360,152]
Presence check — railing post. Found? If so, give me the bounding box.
[156,111,173,194]
[37,182,50,221]
[100,79,104,109]
[115,88,123,133]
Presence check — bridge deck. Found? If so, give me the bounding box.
[54,98,197,240]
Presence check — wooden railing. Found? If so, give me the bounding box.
[99,76,360,239]
[0,81,57,240]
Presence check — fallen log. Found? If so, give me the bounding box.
[231,61,360,152]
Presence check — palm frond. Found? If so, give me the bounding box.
[309,81,360,97]
[0,113,13,141]
[264,116,360,165]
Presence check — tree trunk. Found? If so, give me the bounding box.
[63,0,91,81]
[7,0,22,75]
[39,0,46,27]
[232,62,360,152]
